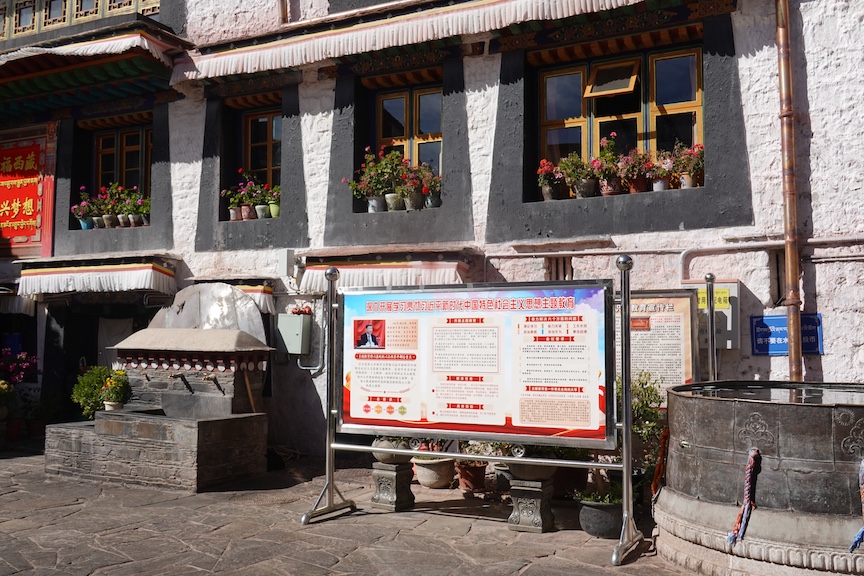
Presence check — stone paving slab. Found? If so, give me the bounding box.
[0,450,692,575]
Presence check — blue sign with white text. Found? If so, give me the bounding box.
[750,313,823,356]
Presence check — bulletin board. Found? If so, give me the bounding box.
[337,280,617,450]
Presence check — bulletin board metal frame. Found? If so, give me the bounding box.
[335,279,617,451]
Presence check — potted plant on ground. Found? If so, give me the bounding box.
[371,435,412,464]
[578,482,624,538]
[536,158,568,200]
[456,440,501,495]
[100,369,131,410]
[411,437,455,488]
[71,366,112,419]
[558,153,598,198]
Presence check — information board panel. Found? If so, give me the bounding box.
[337,281,616,449]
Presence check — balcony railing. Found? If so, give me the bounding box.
[0,0,158,41]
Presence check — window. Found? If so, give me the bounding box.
[244,110,281,187]
[537,46,702,163]
[377,87,442,172]
[95,127,152,194]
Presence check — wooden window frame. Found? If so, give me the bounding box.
[648,48,703,151]
[375,86,443,167]
[539,66,587,163]
[43,0,68,27]
[584,59,640,99]
[95,126,152,196]
[243,109,282,188]
[592,112,644,158]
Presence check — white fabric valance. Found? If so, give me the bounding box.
[0,32,175,69]
[235,284,277,315]
[18,262,176,297]
[0,294,35,316]
[299,260,468,293]
[171,0,644,84]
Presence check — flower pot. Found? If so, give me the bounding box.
[142,213,150,226]
[372,437,412,464]
[77,217,94,230]
[579,500,623,538]
[367,196,387,212]
[117,214,130,227]
[652,176,670,191]
[541,184,570,201]
[228,207,241,221]
[411,457,455,488]
[404,191,425,211]
[129,214,144,227]
[92,216,105,228]
[508,462,557,481]
[600,177,624,196]
[456,462,488,493]
[574,178,600,198]
[384,193,405,211]
[103,401,124,411]
[680,173,695,188]
[254,204,270,219]
[268,202,280,218]
[627,175,648,193]
[102,214,119,228]
[240,204,256,220]
[425,192,442,208]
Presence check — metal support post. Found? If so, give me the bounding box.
[705,273,717,381]
[612,255,644,566]
[301,267,357,524]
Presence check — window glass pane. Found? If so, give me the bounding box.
[545,72,582,121]
[123,132,140,147]
[272,169,280,187]
[590,64,636,94]
[250,146,268,171]
[417,141,441,174]
[272,116,281,140]
[381,97,406,138]
[100,153,115,172]
[18,6,34,26]
[655,55,696,105]
[100,136,115,150]
[250,117,269,144]
[124,171,140,190]
[124,150,139,172]
[656,112,696,152]
[48,0,64,19]
[418,92,442,135]
[598,119,638,155]
[545,127,582,164]
[80,0,95,11]
[271,143,281,168]
[595,82,641,116]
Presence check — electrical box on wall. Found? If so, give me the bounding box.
[681,279,741,350]
[276,314,312,357]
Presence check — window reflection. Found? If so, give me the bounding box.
[545,73,582,121]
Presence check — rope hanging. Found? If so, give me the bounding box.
[727,448,761,544]
[651,427,669,496]
[849,460,864,552]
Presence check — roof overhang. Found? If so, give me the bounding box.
[171,0,646,84]
[299,259,469,294]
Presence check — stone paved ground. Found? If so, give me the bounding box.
[0,445,692,576]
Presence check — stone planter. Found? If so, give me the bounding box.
[508,462,557,481]
[412,457,455,488]
[372,437,412,464]
[578,500,623,538]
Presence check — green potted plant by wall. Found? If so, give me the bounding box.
[71,365,112,419]
[619,148,652,193]
[345,146,408,212]
[673,140,705,188]
[98,182,124,228]
[456,440,501,495]
[536,158,568,200]
[70,187,95,229]
[99,369,131,410]
[265,183,281,218]
[558,153,598,198]
[646,150,675,191]
[592,132,625,195]
[577,481,624,538]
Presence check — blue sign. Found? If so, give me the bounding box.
[750,313,823,356]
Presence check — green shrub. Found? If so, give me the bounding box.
[72,366,112,419]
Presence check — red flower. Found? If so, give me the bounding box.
[422,186,430,195]
[238,168,244,174]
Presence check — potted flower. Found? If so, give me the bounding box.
[265,184,281,218]
[558,152,599,198]
[577,483,624,538]
[537,158,568,200]
[618,148,653,193]
[99,369,131,410]
[221,168,274,220]
[411,437,455,488]
[592,132,625,195]
[344,146,409,212]
[98,182,124,228]
[418,162,443,208]
[70,189,95,230]
[456,440,501,495]
[124,188,147,227]
[673,141,705,188]
[646,150,675,191]
[72,366,112,419]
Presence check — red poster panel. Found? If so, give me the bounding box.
[0,133,54,258]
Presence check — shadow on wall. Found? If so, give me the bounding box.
[268,352,327,457]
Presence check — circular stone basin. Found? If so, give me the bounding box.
[655,381,864,575]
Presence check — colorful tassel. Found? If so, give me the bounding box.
[849,461,864,552]
[727,448,761,544]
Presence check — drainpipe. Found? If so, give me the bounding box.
[776,0,803,381]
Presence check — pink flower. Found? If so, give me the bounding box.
[610,131,617,138]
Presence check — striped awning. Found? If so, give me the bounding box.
[17,258,177,297]
[0,32,177,69]
[299,260,469,293]
[171,0,645,83]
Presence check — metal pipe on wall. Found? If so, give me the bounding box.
[776,0,803,381]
